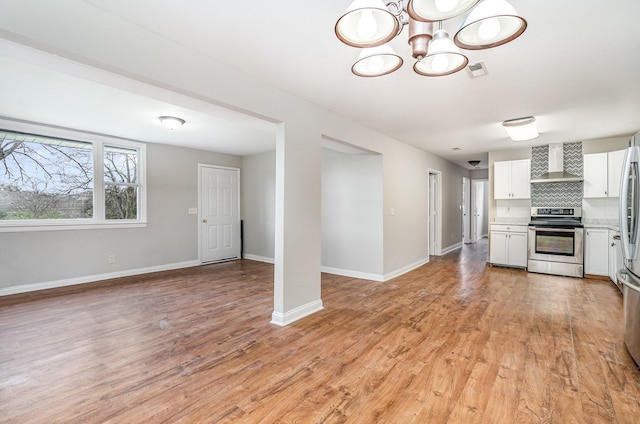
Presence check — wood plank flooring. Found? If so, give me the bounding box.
[2,241,640,423]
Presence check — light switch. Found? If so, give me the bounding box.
[188,208,198,214]
[390,208,395,216]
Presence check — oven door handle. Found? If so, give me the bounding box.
[529,227,579,233]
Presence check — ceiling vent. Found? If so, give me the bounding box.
[467,61,488,78]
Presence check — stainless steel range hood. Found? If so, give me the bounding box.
[530,143,583,183]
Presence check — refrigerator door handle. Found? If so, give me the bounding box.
[620,147,640,261]
[619,270,640,294]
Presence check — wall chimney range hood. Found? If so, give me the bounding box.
[530,143,583,183]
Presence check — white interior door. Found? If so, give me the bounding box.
[429,174,437,255]
[428,171,441,255]
[200,165,240,263]
[463,177,470,244]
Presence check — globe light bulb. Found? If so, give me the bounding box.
[367,55,385,74]
[478,17,501,41]
[431,54,450,73]
[435,0,459,13]
[356,9,378,39]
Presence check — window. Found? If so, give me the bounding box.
[104,145,139,220]
[0,126,146,231]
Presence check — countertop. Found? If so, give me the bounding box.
[583,219,620,231]
[490,218,530,225]
[491,218,620,231]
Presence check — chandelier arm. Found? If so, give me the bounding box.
[386,1,409,35]
[385,1,404,16]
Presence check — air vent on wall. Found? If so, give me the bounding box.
[467,61,488,78]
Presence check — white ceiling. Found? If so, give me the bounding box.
[0,0,639,169]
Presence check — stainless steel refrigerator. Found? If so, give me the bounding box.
[618,130,640,366]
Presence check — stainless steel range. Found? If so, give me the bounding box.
[528,207,584,278]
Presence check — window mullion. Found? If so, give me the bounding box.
[94,142,105,222]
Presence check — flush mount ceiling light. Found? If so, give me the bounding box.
[468,160,481,167]
[159,116,185,130]
[335,0,526,77]
[502,116,538,141]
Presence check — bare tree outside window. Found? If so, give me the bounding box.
[0,131,93,220]
[0,130,141,222]
[104,145,139,220]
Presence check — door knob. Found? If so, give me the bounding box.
[202,219,208,223]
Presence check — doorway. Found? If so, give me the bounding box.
[198,164,241,263]
[471,180,489,242]
[463,177,470,244]
[428,170,442,256]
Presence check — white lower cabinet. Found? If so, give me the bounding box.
[608,230,623,285]
[584,228,609,276]
[490,225,528,268]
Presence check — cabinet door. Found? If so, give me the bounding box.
[510,159,531,199]
[507,232,528,267]
[608,150,626,198]
[584,153,608,198]
[494,161,511,199]
[585,228,609,275]
[490,231,508,264]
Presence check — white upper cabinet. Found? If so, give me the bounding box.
[607,149,626,198]
[494,159,531,200]
[584,153,607,197]
[584,150,625,198]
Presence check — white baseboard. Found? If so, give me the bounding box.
[271,299,324,326]
[0,260,200,297]
[441,242,463,255]
[383,257,429,282]
[242,254,274,264]
[320,266,384,282]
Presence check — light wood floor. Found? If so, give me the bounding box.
[2,241,640,423]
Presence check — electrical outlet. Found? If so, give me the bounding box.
[108,255,116,264]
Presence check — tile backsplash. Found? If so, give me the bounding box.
[530,142,583,207]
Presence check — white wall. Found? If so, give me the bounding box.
[321,149,383,279]
[0,142,241,292]
[241,151,276,262]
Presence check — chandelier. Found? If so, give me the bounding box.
[335,0,527,77]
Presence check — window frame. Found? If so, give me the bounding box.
[0,120,147,232]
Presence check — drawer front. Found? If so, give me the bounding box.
[491,224,528,233]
